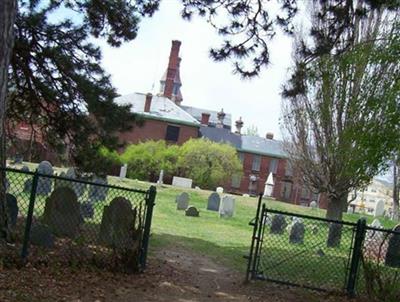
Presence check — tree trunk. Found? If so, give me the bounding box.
[326,193,347,248]
[393,156,399,221]
[0,0,18,241]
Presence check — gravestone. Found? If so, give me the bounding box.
[99,197,137,249]
[289,222,305,244]
[207,192,221,211]
[185,206,200,217]
[219,196,235,218]
[176,193,189,210]
[23,178,32,193]
[172,176,192,188]
[88,177,108,202]
[21,165,30,172]
[385,224,400,268]
[371,219,382,228]
[120,164,128,179]
[30,224,55,248]
[263,214,272,226]
[327,223,343,247]
[81,202,94,219]
[37,161,54,195]
[43,187,81,238]
[270,214,287,235]
[216,187,224,194]
[243,194,250,198]
[13,154,23,164]
[157,169,164,185]
[6,193,18,228]
[374,200,385,217]
[310,200,317,209]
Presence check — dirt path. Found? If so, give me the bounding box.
[0,244,352,302]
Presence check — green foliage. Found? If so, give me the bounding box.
[178,138,242,189]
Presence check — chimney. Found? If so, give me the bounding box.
[201,113,211,125]
[235,117,244,134]
[144,93,152,112]
[163,40,181,100]
[217,109,225,128]
[266,132,274,140]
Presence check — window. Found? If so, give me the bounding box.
[231,174,241,188]
[165,125,180,142]
[285,161,293,176]
[173,83,180,95]
[269,158,278,174]
[281,181,292,200]
[252,155,261,171]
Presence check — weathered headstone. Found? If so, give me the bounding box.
[37,161,54,195]
[242,194,250,198]
[13,154,23,164]
[219,196,235,218]
[172,176,192,188]
[270,214,287,235]
[81,202,94,219]
[21,165,30,172]
[207,192,221,211]
[23,178,32,193]
[176,192,189,210]
[6,193,18,227]
[157,169,164,185]
[385,224,400,268]
[309,200,317,209]
[55,168,86,197]
[263,214,272,226]
[289,222,305,244]
[185,206,200,217]
[374,200,385,217]
[120,164,128,179]
[99,197,138,249]
[216,187,224,194]
[30,224,55,248]
[327,223,343,247]
[43,187,81,238]
[88,177,108,202]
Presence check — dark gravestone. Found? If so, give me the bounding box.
[13,154,23,164]
[6,193,18,228]
[55,168,87,197]
[176,192,189,210]
[23,178,32,193]
[327,223,343,248]
[21,165,30,172]
[270,214,287,235]
[81,202,94,219]
[185,206,200,217]
[207,192,220,211]
[289,222,305,244]
[99,197,137,249]
[88,177,108,202]
[30,224,55,248]
[42,187,81,238]
[385,225,400,268]
[37,161,54,195]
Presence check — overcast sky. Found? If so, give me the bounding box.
[96,0,294,139]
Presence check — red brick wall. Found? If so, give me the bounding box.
[118,118,199,147]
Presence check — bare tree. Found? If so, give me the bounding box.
[282,6,400,221]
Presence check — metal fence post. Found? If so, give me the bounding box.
[346,218,366,297]
[140,185,156,271]
[21,171,39,260]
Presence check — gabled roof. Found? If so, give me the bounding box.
[181,106,232,129]
[114,93,199,126]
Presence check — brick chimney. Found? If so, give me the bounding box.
[217,109,225,128]
[235,117,244,134]
[266,132,274,140]
[201,113,210,125]
[161,40,183,105]
[144,93,152,112]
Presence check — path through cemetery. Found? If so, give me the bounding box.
[0,244,353,301]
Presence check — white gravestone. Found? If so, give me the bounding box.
[219,196,235,218]
[374,200,385,217]
[172,176,193,188]
[310,200,317,209]
[216,187,224,194]
[263,173,274,197]
[157,170,164,185]
[119,164,128,179]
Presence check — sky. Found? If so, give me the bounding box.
[96,0,294,140]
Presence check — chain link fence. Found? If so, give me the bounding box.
[246,194,400,298]
[2,166,156,272]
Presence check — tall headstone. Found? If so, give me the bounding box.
[99,197,138,249]
[219,196,235,218]
[42,187,81,238]
[385,224,400,268]
[6,193,18,228]
[207,192,221,211]
[374,200,385,217]
[157,169,164,185]
[289,222,305,244]
[185,206,200,217]
[119,164,128,179]
[270,214,287,235]
[176,192,189,210]
[37,161,54,195]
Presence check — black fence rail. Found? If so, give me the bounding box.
[2,166,156,272]
[246,194,400,298]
